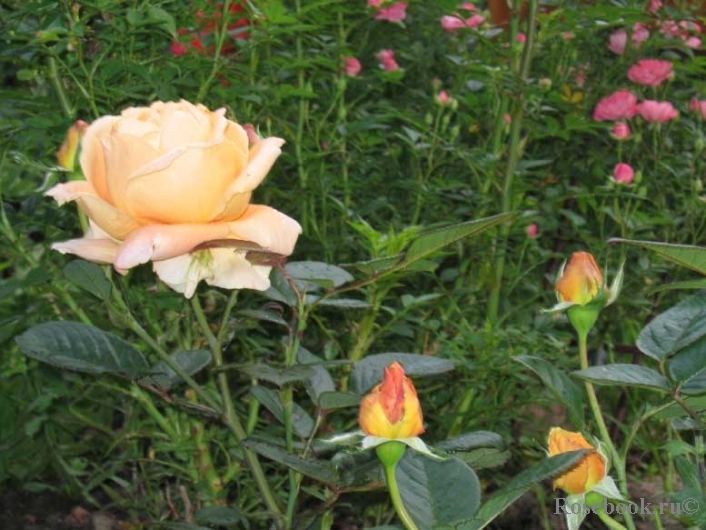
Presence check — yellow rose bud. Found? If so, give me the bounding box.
[548,427,606,495]
[56,120,87,171]
[358,362,424,439]
[555,251,604,306]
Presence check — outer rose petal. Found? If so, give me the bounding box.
[45,181,95,206]
[226,204,302,255]
[79,115,119,202]
[152,249,271,298]
[114,222,233,270]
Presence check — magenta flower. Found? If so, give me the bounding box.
[343,57,362,77]
[689,98,706,119]
[636,100,678,123]
[526,223,538,239]
[608,29,627,55]
[613,163,635,184]
[628,59,673,87]
[441,15,467,32]
[593,90,638,121]
[374,2,407,23]
[632,23,650,45]
[611,122,631,140]
[377,49,400,72]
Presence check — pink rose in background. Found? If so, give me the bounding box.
[436,90,450,105]
[648,0,663,11]
[685,37,702,49]
[611,122,631,140]
[516,32,526,44]
[467,14,485,28]
[367,0,383,6]
[636,100,678,123]
[441,15,466,32]
[660,20,681,38]
[377,49,400,72]
[374,2,407,22]
[460,2,477,10]
[593,90,638,121]
[690,98,706,119]
[562,32,574,41]
[608,29,627,55]
[632,23,650,45]
[613,163,635,184]
[627,59,673,87]
[503,113,512,124]
[344,57,362,77]
[526,223,538,239]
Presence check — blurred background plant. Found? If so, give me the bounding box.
[3,0,706,528]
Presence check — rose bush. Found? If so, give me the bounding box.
[47,100,301,298]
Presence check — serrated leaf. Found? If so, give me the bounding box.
[285,261,354,289]
[240,363,316,386]
[398,213,516,272]
[436,431,505,452]
[139,350,212,390]
[243,439,339,483]
[317,391,361,410]
[636,291,706,362]
[450,451,587,530]
[514,355,584,427]
[237,309,288,327]
[457,448,511,470]
[350,353,456,394]
[194,506,248,528]
[397,452,480,527]
[572,364,671,393]
[250,386,314,438]
[15,321,148,378]
[63,260,111,300]
[610,238,706,275]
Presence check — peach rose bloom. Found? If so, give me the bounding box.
[47,100,301,298]
[548,427,606,495]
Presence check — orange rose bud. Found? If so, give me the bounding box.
[555,251,604,306]
[55,120,87,171]
[358,362,424,439]
[548,427,606,495]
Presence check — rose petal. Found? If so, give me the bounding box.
[45,181,95,206]
[52,237,120,266]
[226,204,302,255]
[152,249,271,298]
[79,115,118,201]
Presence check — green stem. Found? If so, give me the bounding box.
[596,510,629,530]
[487,0,538,326]
[190,296,283,522]
[383,461,419,530]
[48,56,74,118]
[197,0,231,101]
[578,331,635,530]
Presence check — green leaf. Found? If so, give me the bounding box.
[240,363,317,386]
[317,391,361,410]
[63,260,111,300]
[147,5,177,38]
[610,238,706,275]
[397,452,480,527]
[572,364,671,393]
[15,322,149,378]
[243,439,339,484]
[397,213,516,272]
[305,296,371,308]
[139,350,212,390]
[448,451,587,530]
[237,309,288,327]
[513,355,584,427]
[194,506,248,528]
[285,261,354,289]
[297,347,336,401]
[350,353,456,394]
[250,386,314,438]
[636,291,706,362]
[436,431,505,452]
